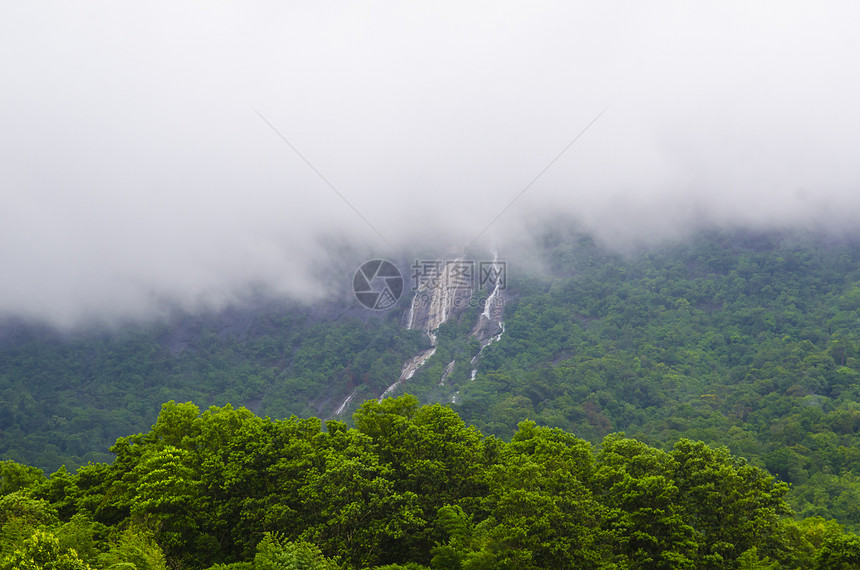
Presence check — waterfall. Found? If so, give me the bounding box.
[382,249,505,401]
[440,359,456,385]
[463,249,506,388]
[380,347,437,400]
[382,256,472,400]
[334,387,360,416]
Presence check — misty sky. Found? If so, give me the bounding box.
[2,2,860,326]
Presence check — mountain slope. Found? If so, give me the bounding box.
[3,226,860,530]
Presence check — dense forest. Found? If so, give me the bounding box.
[4,226,860,548]
[442,229,860,532]
[3,396,860,569]
[0,298,424,470]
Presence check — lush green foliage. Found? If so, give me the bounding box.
[3,397,857,569]
[404,229,860,531]
[0,302,424,472]
[5,227,860,535]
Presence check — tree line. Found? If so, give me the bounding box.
[2,396,859,569]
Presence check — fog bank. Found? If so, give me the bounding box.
[2,2,859,325]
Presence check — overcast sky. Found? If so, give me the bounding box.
[2,2,859,326]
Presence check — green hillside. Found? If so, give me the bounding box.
[0,300,425,471]
[4,226,860,534]
[442,229,860,530]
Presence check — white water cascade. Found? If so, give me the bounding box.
[380,346,437,400]
[334,387,360,416]
[380,257,472,400]
[467,250,506,381]
[380,250,506,401]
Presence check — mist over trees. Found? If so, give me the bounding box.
[3,3,860,326]
[5,228,860,543]
[4,4,860,567]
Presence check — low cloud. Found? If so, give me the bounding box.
[2,2,859,326]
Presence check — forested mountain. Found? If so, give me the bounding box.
[4,226,860,538]
[0,296,426,470]
[2,397,860,569]
[447,228,860,531]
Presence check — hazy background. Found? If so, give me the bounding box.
[2,1,859,326]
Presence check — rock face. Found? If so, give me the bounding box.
[468,254,505,378]
[470,255,505,347]
[378,259,472,400]
[379,346,437,400]
[380,253,506,400]
[405,258,474,343]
